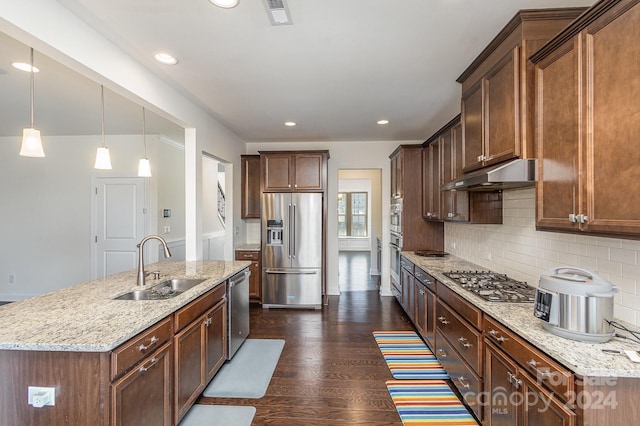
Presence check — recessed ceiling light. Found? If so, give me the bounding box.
[12,62,39,72]
[154,52,178,65]
[284,121,297,127]
[209,0,239,8]
[377,119,390,125]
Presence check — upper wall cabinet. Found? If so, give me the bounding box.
[457,8,587,173]
[533,0,640,237]
[241,155,261,218]
[260,151,328,192]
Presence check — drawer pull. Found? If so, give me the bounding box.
[243,254,253,258]
[419,289,425,295]
[527,359,552,379]
[137,336,159,352]
[458,337,472,348]
[457,376,471,389]
[488,329,507,343]
[205,318,212,327]
[437,349,448,358]
[139,357,159,373]
[438,316,450,325]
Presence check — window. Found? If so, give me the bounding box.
[338,192,368,237]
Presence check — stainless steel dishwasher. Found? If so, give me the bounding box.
[227,268,250,359]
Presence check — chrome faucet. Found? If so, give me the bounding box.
[137,235,172,286]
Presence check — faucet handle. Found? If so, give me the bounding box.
[147,271,162,280]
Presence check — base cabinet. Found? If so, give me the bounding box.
[174,288,227,424]
[235,250,261,303]
[111,342,173,426]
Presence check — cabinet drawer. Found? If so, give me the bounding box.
[414,266,436,293]
[235,250,260,261]
[437,283,482,329]
[435,329,482,420]
[400,256,414,273]
[111,317,173,379]
[436,300,483,375]
[484,315,574,401]
[175,284,226,333]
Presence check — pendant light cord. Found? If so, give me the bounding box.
[29,48,35,128]
[142,107,147,157]
[101,85,106,148]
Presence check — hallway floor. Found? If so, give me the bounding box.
[338,250,380,292]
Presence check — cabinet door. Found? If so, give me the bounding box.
[535,39,581,232]
[400,266,414,320]
[484,341,520,426]
[425,288,436,349]
[235,251,261,302]
[583,3,640,235]
[415,282,426,336]
[521,371,576,426]
[262,154,293,191]
[462,81,484,172]
[391,151,404,198]
[293,153,325,190]
[241,155,261,218]
[205,299,227,381]
[112,342,173,426]
[445,122,470,222]
[484,48,520,167]
[174,316,206,423]
[422,141,441,220]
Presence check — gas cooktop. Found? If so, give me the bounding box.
[443,270,536,303]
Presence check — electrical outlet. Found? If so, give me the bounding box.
[485,252,492,261]
[235,226,239,236]
[449,242,456,250]
[8,274,15,285]
[28,386,55,407]
[164,226,171,234]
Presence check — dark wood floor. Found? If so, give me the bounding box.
[338,251,380,292]
[197,291,414,425]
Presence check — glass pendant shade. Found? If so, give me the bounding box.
[20,47,45,157]
[20,128,45,157]
[94,146,112,169]
[94,85,112,170]
[138,158,151,177]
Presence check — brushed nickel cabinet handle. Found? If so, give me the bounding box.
[139,357,159,373]
[137,336,159,352]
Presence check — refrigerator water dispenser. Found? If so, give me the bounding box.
[266,220,283,245]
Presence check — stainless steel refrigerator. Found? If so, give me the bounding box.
[262,192,323,308]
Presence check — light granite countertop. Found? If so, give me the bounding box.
[235,243,261,251]
[402,251,640,378]
[0,260,250,352]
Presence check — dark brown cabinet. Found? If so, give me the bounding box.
[414,266,436,349]
[533,0,640,237]
[457,8,586,173]
[389,145,444,251]
[422,140,441,220]
[235,249,262,303]
[111,342,173,426]
[174,285,227,424]
[241,155,260,219]
[260,151,328,192]
[485,341,521,426]
[400,256,415,322]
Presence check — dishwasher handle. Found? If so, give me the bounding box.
[264,269,318,275]
[229,270,251,287]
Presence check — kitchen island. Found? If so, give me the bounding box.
[400,251,640,425]
[0,260,250,426]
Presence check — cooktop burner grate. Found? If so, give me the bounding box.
[443,270,535,303]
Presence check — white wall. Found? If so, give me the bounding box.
[246,140,405,297]
[0,0,245,266]
[0,134,177,299]
[445,188,640,326]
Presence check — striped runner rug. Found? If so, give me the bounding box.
[373,331,449,380]
[386,379,479,425]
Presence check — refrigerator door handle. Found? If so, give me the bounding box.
[287,203,292,259]
[292,203,296,259]
[264,268,318,275]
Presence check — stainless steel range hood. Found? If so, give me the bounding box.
[441,159,537,191]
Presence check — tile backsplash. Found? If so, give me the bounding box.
[445,188,640,326]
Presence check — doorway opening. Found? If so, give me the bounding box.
[337,169,382,292]
[202,153,233,260]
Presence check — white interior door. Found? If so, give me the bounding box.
[93,176,147,278]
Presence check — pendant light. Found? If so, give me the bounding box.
[94,85,112,170]
[20,47,45,157]
[137,107,152,177]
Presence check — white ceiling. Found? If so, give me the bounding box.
[3,0,594,142]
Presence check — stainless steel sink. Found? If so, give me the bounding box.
[114,278,207,300]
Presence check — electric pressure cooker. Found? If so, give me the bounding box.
[533,266,618,343]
